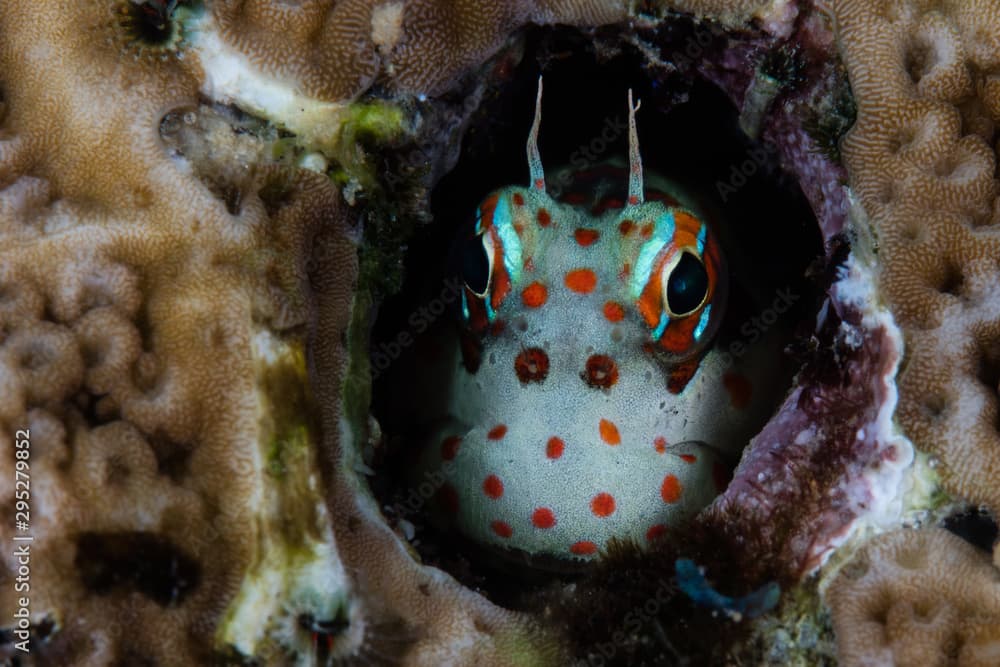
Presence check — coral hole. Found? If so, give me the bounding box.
[903,35,937,86]
[75,531,200,606]
[366,25,822,593]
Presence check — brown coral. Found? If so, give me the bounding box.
[307,206,564,665]
[0,1,327,660]
[0,1,572,663]
[833,0,1000,509]
[208,0,629,100]
[826,528,1000,666]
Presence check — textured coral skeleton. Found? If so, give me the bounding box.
[1,0,1000,664]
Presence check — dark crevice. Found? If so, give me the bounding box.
[75,532,200,606]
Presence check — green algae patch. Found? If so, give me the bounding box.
[338,285,377,489]
[258,341,315,484]
[340,101,407,144]
[216,330,352,663]
[492,625,570,667]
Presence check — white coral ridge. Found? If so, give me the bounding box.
[826,236,939,559]
[186,12,347,147]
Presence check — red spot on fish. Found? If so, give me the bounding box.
[654,436,667,454]
[590,492,616,517]
[723,371,753,409]
[640,223,654,239]
[515,348,550,384]
[483,474,504,499]
[680,453,697,464]
[603,301,625,322]
[565,269,597,293]
[619,220,635,236]
[523,256,535,271]
[584,354,619,389]
[488,424,508,440]
[628,195,640,205]
[534,178,545,190]
[491,520,513,538]
[537,208,552,227]
[618,263,631,281]
[436,483,460,513]
[646,524,668,542]
[661,474,682,503]
[570,541,598,555]
[521,281,547,308]
[599,419,621,445]
[574,228,600,246]
[441,435,462,461]
[532,507,556,529]
[546,436,565,459]
[513,192,525,206]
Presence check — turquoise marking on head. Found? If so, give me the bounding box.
[493,193,523,285]
[631,209,676,300]
[694,304,712,340]
[696,224,707,255]
[484,294,497,321]
[652,311,670,341]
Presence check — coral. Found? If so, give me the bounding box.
[308,210,565,664]
[207,0,629,101]
[6,0,988,663]
[0,1,573,663]
[826,527,1000,666]
[0,1,350,661]
[833,0,1000,510]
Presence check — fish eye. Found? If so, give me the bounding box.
[664,252,709,317]
[462,231,492,297]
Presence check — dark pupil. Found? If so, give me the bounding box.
[666,253,708,315]
[462,234,490,295]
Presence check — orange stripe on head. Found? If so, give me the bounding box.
[659,313,700,354]
[636,247,675,329]
[483,226,512,314]
[477,193,500,232]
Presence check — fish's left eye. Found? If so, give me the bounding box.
[664,252,708,317]
[462,231,492,297]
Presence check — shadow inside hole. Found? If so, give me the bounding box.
[943,508,999,553]
[368,26,823,602]
[75,531,200,606]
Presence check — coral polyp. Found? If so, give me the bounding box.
[112,0,191,59]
